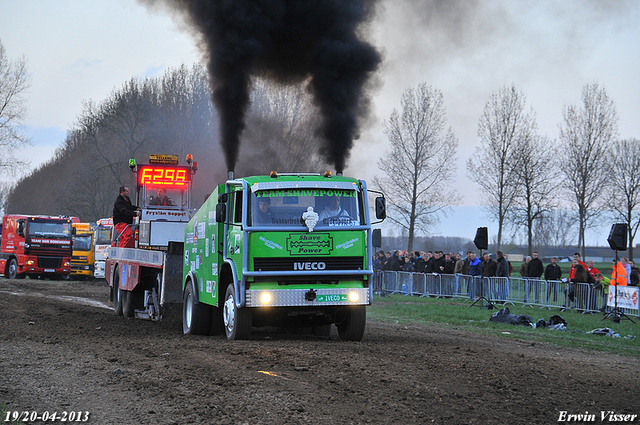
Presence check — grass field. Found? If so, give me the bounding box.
[369,294,640,357]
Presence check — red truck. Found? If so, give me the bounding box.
[0,215,74,279]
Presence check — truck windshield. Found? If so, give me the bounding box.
[142,183,190,209]
[28,221,72,237]
[95,227,112,244]
[73,234,92,251]
[251,188,361,227]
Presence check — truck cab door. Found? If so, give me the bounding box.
[227,190,244,267]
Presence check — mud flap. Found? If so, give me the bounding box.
[161,242,184,305]
[159,242,184,329]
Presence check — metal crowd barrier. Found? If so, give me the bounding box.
[372,271,639,316]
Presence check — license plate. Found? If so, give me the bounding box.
[44,269,55,273]
[316,294,347,302]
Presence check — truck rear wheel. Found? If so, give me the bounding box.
[223,284,252,340]
[112,271,123,316]
[336,306,366,341]
[182,283,211,335]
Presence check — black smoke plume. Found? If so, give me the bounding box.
[146,0,381,173]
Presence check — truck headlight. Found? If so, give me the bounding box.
[26,260,35,266]
[348,292,359,302]
[260,292,272,305]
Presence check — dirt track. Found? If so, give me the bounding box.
[1,279,639,424]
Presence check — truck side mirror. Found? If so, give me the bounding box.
[372,228,382,248]
[216,203,226,223]
[218,193,228,203]
[375,197,386,220]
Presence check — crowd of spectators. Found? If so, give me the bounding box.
[374,249,639,310]
[374,249,512,278]
[375,249,460,275]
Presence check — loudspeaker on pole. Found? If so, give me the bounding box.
[607,223,627,251]
[474,227,488,250]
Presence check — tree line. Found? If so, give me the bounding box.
[375,83,638,260]
[3,62,328,222]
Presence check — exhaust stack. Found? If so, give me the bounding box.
[227,170,235,181]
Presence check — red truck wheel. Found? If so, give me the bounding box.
[7,259,18,279]
[112,271,123,316]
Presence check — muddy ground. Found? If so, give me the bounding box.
[1,279,638,424]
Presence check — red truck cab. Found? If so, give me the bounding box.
[0,215,73,279]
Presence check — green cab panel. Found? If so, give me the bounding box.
[183,185,223,306]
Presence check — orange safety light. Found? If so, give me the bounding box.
[270,171,278,178]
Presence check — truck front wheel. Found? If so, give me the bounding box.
[336,306,366,341]
[182,283,211,335]
[7,259,19,279]
[223,284,252,340]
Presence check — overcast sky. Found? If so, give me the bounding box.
[1,0,639,245]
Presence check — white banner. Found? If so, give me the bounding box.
[607,285,639,310]
[141,209,189,221]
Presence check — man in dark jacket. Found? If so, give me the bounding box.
[113,186,140,248]
[424,251,434,273]
[481,252,497,277]
[526,251,544,303]
[414,251,426,273]
[495,251,509,277]
[431,251,446,274]
[495,250,509,302]
[387,250,402,271]
[544,256,562,303]
[443,253,456,274]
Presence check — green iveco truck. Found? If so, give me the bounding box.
[182,171,385,340]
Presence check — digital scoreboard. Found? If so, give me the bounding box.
[137,165,192,188]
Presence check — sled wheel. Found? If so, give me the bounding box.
[123,287,143,318]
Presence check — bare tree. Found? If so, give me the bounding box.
[608,138,640,260]
[560,83,618,257]
[511,134,560,255]
[467,86,534,250]
[0,40,31,174]
[0,181,14,215]
[374,83,460,252]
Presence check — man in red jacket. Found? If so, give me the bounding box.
[569,253,587,280]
